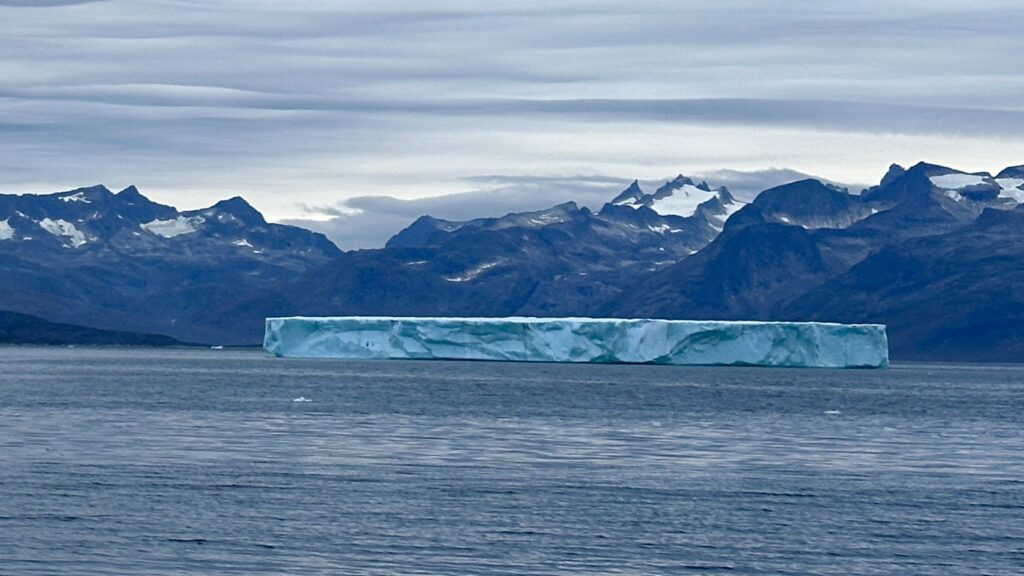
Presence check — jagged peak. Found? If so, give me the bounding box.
[610,180,644,205]
[611,175,730,207]
[654,174,697,197]
[111,185,180,215]
[880,164,906,187]
[717,185,736,203]
[866,163,956,199]
[206,196,265,223]
[114,185,153,204]
[213,195,252,208]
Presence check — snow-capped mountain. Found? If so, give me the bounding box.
[388,174,745,269]
[0,185,339,343]
[0,184,336,260]
[207,175,747,337]
[927,168,1024,204]
[197,162,1024,360]
[608,161,1024,361]
[4,161,1023,361]
[861,162,1022,218]
[608,175,745,229]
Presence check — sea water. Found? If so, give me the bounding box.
[1,347,1022,574]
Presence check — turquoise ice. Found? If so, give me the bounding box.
[264,316,888,368]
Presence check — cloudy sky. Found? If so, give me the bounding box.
[4,0,1024,248]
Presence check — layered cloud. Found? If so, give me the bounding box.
[2,0,1024,224]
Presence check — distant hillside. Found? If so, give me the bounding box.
[2,163,1023,361]
[219,162,1024,361]
[0,184,339,344]
[605,163,1024,362]
[0,311,181,346]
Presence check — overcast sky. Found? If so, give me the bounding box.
[4,0,1024,248]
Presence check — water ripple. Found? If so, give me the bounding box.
[1,347,1022,575]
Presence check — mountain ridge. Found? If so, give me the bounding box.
[0,184,340,344]
[2,162,1022,360]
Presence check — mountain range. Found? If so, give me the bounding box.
[1,162,1021,361]
[0,184,339,344]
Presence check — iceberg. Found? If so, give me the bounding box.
[264,317,888,368]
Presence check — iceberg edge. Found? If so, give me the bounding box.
[264,316,888,369]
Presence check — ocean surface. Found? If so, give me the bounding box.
[1,347,1022,575]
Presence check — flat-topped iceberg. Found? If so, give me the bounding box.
[264,317,888,368]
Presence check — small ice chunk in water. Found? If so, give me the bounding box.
[292,397,312,403]
[823,410,842,415]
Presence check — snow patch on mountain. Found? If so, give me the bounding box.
[0,219,13,240]
[995,178,1024,203]
[141,216,204,238]
[648,184,720,218]
[612,175,745,224]
[445,261,499,282]
[929,173,987,190]
[529,213,566,226]
[610,180,645,207]
[59,192,91,203]
[708,199,746,229]
[648,223,680,234]
[39,218,88,247]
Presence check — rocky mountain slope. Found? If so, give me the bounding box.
[0,311,182,346]
[0,185,339,343]
[607,162,1024,360]
[203,176,746,340]
[3,162,1022,361]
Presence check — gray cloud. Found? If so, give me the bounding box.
[8,86,1024,137]
[0,1,103,6]
[2,1,1023,219]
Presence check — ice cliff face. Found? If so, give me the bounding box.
[264,316,889,368]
